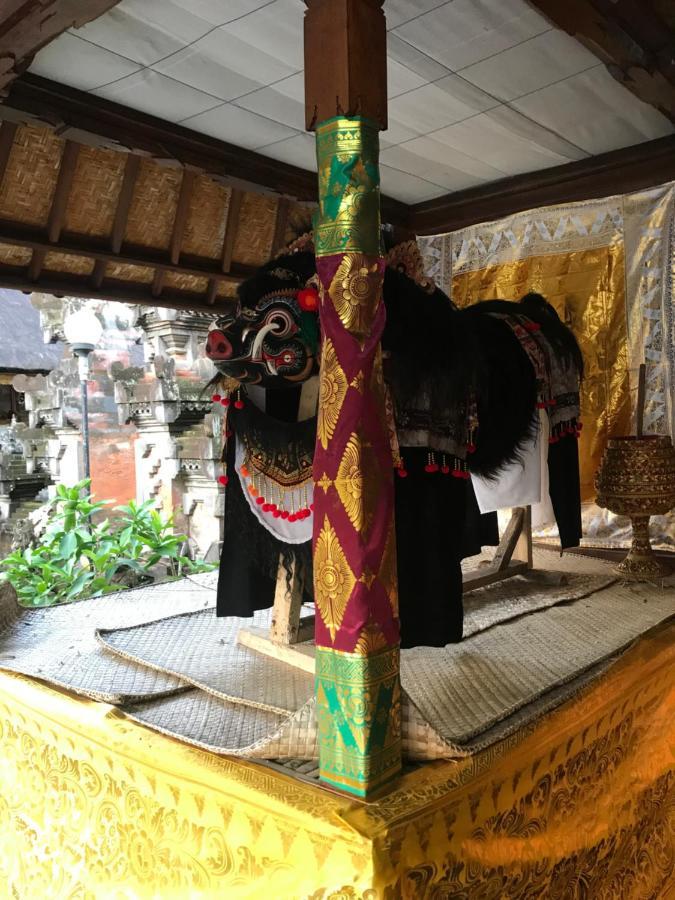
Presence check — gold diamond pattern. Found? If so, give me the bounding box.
[317,337,348,450]
[316,473,333,493]
[334,432,380,536]
[378,520,399,617]
[314,517,356,642]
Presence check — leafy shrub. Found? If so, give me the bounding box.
[0,480,214,607]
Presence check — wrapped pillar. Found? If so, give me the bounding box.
[305,0,401,796]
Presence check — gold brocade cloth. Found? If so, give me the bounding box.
[419,186,675,500]
[1,623,674,897]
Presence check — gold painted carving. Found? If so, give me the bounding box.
[334,432,380,536]
[317,338,348,450]
[314,517,356,641]
[330,254,381,342]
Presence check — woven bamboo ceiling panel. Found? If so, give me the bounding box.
[27,0,675,203]
[0,120,311,310]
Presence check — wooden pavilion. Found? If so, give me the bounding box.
[0,1,674,896]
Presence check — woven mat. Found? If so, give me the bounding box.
[0,574,217,702]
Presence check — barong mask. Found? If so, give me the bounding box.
[206,241,320,389]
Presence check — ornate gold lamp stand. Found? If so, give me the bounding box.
[596,434,675,581]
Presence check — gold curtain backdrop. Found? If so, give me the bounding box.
[419,184,675,502]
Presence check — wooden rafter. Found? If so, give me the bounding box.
[0,221,256,284]
[28,137,78,281]
[0,1,123,96]
[0,120,17,189]
[527,0,675,123]
[2,74,410,227]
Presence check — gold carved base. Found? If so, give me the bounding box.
[616,516,671,581]
[596,436,675,584]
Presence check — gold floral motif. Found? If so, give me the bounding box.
[316,472,333,494]
[329,255,382,341]
[314,517,356,641]
[334,433,380,536]
[350,371,365,393]
[317,338,348,450]
[354,624,388,655]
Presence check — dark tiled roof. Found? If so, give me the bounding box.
[0,289,63,372]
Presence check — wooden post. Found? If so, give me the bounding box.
[304,0,401,797]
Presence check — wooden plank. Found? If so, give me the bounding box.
[205,278,218,306]
[237,626,316,674]
[151,268,165,298]
[0,120,17,191]
[527,0,675,122]
[411,135,675,235]
[513,506,533,568]
[0,1,123,96]
[304,0,387,130]
[0,220,255,283]
[27,247,45,281]
[4,74,411,226]
[111,154,141,254]
[270,555,306,645]
[462,560,529,593]
[221,188,243,273]
[492,508,525,572]
[47,139,79,242]
[170,168,195,265]
[91,258,107,288]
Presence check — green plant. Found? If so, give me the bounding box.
[0,480,214,607]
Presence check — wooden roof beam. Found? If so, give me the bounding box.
[0,1,123,96]
[2,74,411,227]
[527,0,675,123]
[0,219,257,284]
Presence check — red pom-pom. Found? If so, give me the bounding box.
[221,397,231,407]
[211,393,221,403]
[424,463,440,473]
[396,467,408,478]
[256,496,265,506]
[262,503,272,512]
[217,475,229,486]
[549,436,559,445]
[310,503,315,511]
[281,510,290,519]
[451,469,463,479]
[461,470,470,480]
[234,399,244,410]
[288,514,297,523]
[466,443,476,454]
[273,510,281,518]
[441,465,450,475]
[297,286,319,312]
[536,401,546,410]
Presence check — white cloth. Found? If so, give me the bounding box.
[471,410,554,519]
[236,437,312,544]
